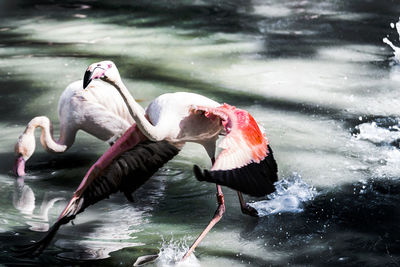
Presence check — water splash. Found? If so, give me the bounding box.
[156,238,200,267]
[249,174,317,217]
[354,121,400,146]
[352,119,400,178]
[383,18,400,63]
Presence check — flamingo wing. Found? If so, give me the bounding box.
[82,140,180,204]
[15,137,179,257]
[191,104,278,197]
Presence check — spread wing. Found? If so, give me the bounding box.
[192,104,278,197]
[15,140,180,257]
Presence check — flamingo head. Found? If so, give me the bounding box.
[83,60,120,89]
[13,133,36,177]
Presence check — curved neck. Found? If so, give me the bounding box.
[27,116,68,153]
[109,79,162,141]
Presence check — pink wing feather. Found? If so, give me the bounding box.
[191,103,269,170]
[191,103,278,197]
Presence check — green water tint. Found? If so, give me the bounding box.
[0,0,400,266]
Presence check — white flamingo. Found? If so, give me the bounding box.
[17,61,278,264]
[14,77,138,176]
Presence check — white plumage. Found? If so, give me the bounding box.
[14,79,138,176]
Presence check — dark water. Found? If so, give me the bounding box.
[1,0,400,266]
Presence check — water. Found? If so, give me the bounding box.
[1,0,400,266]
[383,18,400,64]
[249,174,317,216]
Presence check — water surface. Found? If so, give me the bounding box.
[0,0,400,266]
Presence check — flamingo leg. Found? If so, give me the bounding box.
[181,184,225,261]
[237,191,258,217]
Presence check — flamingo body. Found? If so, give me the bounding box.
[14,79,136,176]
[146,92,222,144]
[60,80,134,141]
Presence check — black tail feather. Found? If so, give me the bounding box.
[194,145,278,197]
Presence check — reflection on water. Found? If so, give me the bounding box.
[0,0,400,266]
[13,177,35,215]
[13,177,64,232]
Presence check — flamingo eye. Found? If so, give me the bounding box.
[97,64,101,67]
[107,64,112,69]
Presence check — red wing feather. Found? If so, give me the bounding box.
[191,103,269,171]
[191,103,278,197]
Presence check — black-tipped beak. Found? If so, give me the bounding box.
[83,66,107,89]
[83,69,93,89]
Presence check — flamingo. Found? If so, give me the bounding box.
[13,78,138,177]
[16,61,278,264]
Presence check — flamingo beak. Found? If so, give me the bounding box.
[83,65,107,89]
[13,155,26,177]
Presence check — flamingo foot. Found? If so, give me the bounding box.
[241,203,259,217]
[237,191,258,217]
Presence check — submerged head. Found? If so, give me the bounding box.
[83,60,121,89]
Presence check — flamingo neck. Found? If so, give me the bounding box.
[112,78,145,116]
[109,79,162,141]
[28,116,67,153]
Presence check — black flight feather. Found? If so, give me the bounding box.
[194,145,278,197]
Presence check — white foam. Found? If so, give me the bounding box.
[156,238,200,267]
[249,174,317,217]
[352,120,400,178]
[355,122,400,145]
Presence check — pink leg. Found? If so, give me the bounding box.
[237,191,258,217]
[182,184,225,261]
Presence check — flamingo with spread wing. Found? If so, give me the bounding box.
[17,61,278,264]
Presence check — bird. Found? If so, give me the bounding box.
[16,61,278,263]
[13,78,138,177]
